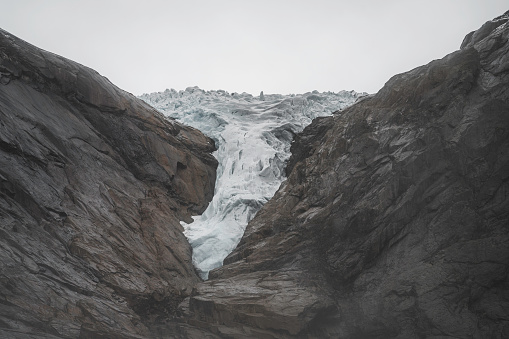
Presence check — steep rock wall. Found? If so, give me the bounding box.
[0,29,217,338]
[187,12,509,338]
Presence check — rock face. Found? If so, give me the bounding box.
[0,29,217,337]
[186,12,509,338]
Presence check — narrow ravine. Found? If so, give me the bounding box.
[140,87,364,278]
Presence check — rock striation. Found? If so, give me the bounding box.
[185,12,509,338]
[0,29,217,338]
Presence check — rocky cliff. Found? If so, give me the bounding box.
[185,12,509,338]
[2,11,509,339]
[0,29,217,338]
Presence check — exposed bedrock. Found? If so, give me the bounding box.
[2,10,509,339]
[185,12,509,338]
[0,29,217,338]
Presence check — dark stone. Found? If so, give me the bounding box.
[187,12,509,338]
[2,10,509,339]
[0,28,217,338]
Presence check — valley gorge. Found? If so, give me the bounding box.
[1,10,509,339]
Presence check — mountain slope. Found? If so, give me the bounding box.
[0,29,217,338]
[185,12,509,338]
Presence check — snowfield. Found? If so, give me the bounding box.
[140,87,365,278]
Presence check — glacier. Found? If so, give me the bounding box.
[139,87,365,279]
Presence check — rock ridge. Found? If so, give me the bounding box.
[0,29,217,338]
[185,12,509,338]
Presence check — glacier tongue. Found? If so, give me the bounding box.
[140,87,365,279]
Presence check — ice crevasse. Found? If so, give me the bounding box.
[140,87,365,279]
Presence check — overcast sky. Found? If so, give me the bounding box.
[1,1,507,95]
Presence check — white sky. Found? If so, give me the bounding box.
[1,1,507,95]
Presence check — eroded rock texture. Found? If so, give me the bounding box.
[186,12,509,338]
[0,29,217,338]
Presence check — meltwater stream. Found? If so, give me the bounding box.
[140,87,364,279]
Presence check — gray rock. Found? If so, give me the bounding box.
[0,29,217,337]
[188,12,509,338]
[2,10,509,339]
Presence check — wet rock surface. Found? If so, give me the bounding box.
[0,29,217,337]
[186,12,509,338]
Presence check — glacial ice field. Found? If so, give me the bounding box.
[140,87,365,279]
